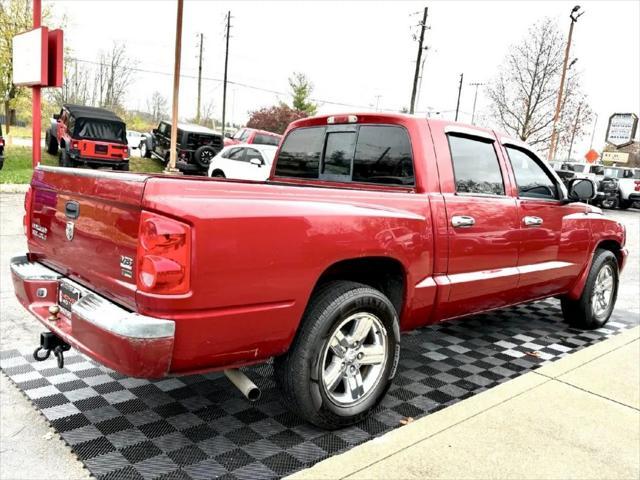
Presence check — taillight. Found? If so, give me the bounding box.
[634,180,640,192]
[23,187,33,239]
[71,140,79,150]
[137,212,191,294]
[0,137,4,146]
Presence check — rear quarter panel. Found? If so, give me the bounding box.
[140,178,433,373]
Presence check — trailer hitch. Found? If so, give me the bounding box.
[33,332,71,368]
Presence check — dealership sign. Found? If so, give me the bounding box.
[605,113,638,147]
[12,27,63,87]
[601,151,630,164]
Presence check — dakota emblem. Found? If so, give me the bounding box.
[65,222,75,241]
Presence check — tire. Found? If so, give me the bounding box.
[59,149,73,168]
[114,163,129,171]
[561,249,619,329]
[194,146,216,169]
[140,142,151,158]
[211,170,225,178]
[46,132,58,155]
[274,281,400,429]
[600,198,617,209]
[618,199,632,210]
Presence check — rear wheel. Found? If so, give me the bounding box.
[561,249,618,329]
[140,142,151,158]
[46,132,58,155]
[211,170,225,178]
[59,149,73,168]
[600,197,617,209]
[274,281,400,429]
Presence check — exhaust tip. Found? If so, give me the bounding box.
[224,368,261,402]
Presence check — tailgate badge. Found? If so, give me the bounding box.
[65,222,75,241]
[120,256,133,278]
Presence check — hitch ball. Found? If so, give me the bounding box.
[48,305,60,322]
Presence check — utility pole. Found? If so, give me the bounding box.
[166,0,184,173]
[589,112,598,150]
[196,33,203,124]
[548,5,583,160]
[415,52,429,111]
[454,73,463,122]
[221,11,231,137]
[374,95,382,112]
[567,101,583,160]
[409,7,428,114]
[470,82,485,125]
[31,0,41,167]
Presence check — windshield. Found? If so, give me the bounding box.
[561,163,586,172]
[603,168,626,179]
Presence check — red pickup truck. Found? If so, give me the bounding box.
[12,113,627,429]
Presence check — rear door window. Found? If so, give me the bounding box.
[275,125,414,186]
[448,135,505,196]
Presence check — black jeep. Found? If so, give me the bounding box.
[140,121,224,174]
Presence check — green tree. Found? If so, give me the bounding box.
[289,72,317,115]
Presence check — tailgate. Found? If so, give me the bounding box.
[28,166,148,309]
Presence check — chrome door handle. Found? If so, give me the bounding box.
[451,215,476,228]
[523,216,543,226]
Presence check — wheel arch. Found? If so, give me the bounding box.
[309,256,408,318]
[567,238,624,300]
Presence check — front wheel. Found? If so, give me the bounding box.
[140,142,151,158]
[274,281,400,429]
[561,249,619,329]
[600,197,617,209]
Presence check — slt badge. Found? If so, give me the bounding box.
[65,222,75,241]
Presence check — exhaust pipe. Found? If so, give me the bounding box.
[224,369,261,402]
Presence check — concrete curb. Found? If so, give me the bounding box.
[288,325,640,479]
[0,184,29,194]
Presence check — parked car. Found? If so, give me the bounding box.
[126,130,144,151]
[13,114,627,429]
[208,144,277,180]
[45,105,130,170]
[602,166,640,209]
[558,162,604,181]
[224,127,281,147]
[0,124,4,170]
[140,121,224,174]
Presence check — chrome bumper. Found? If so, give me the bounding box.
[10,256,175,339]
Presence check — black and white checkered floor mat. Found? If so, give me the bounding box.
[1,299,637,480]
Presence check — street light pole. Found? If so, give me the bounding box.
[589,113,599,150]
[548,5,583,161]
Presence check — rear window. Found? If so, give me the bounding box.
[448,135,504,195]
[253,134,279,146]
[74,119,126,143]
[275,125,414,186]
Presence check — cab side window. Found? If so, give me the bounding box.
[448,135,505,196]
[506,147,558,200]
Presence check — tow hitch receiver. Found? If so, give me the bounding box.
[34,331,71,368]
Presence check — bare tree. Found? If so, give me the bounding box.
[48,57,91,106]
[91,42,135,111]
[147,91,167,123]
[487,18,592,153]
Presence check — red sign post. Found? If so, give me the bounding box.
[12,0,63,167]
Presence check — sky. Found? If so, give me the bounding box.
[43,0,640,158]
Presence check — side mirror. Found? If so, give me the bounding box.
[568,178,596,202]
[249,158,262,167]
[224,132,233,138]
[53,114,60,120]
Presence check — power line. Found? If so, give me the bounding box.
[69,57,395,111]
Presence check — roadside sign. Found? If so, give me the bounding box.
[605,113,638,147]
[12,27,48,86]
[12,27,63,87]
[584,149,599,163]
[601,151,630,164]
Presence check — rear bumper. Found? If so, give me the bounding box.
[70,154,128,166]
[10,255,174,378]
[629,193,640,202]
